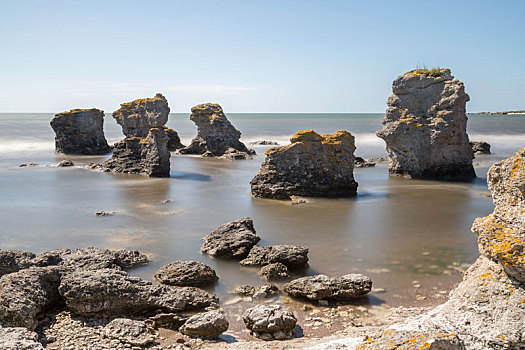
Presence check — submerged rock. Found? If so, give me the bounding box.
[98,127,171,177]
[470,140,491,155]
[258,262,290,280]
[250,130,358,199]
[0,327,44,350]
[104,318,155,346]
[179,311,229,338]
[242,305,297,340]
[179,103,253,158]
[376,68,475,180]
[50,108,111,155]
[232,284,279,299]
[200,218,260,259]
[58,268,218,317]
[240,245,309,269]
[154,261,218,287]
[283,274,372,300]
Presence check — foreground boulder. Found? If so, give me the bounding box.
[58,268,218,317]
[470,140,491,155]
[154,261,218,287]
[179,103,253,159]
[179,311,229,338]
[376,68,475,180]
[200,218,260,259]
[240,245,309,269]
[283,274,372,300]
[0,327,44,350]
[243,305,297,340]
[97,127,171,177]
[0,250,35,277]
[50,108,111,155]
[0,267,62,330]
[250,130,358,199]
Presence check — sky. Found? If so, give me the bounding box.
[1,0,524,113]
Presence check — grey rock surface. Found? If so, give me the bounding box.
[165,128,185,151]
[240,245,309,269]
[179,311,229,338]
[0,327,44,350]
[104,318,155,346]
[0,250,36,277]
[201,218,260,259]
[242,305,297,340]
[250,130,358,199]
[50,108,111,155]
[258,262,290,280]
[232,284,279,299]
[283,274,372,300]
[470,140,491,155]
[154,261,218,287]
[376,68,475,180]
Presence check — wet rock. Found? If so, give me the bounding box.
[0,250,36,277]
[0,327,44,350]
[219,147,254,160]
[0,267,62,330]
[283,274,372,300]
[50,108,111,155]
[179,103,253,158]
[179,311,229,338]
[104,318,155,346]
[95,211,116,216]
[242,305,297,340]
[250,130,358,199]
[376,68,475,180]
[58,268,217,317]
[148,313,187,329]
[354,156,376,168]
[98,127,171,177]
[55,160,74,167]
[154,261,218,287]
[240,245,309,269]
[470,140,491,155]
[18,163,40,167]
[249,140,279,145]
[232,284,279,299]
[472,148,525,282]
[200,218,260,259]
[258,262,290,280]
[290,196,310,205]
[165,128,185,151]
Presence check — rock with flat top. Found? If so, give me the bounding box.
[154,261,218,287]
[201,218,260,259]
[179,311,229,338]
[283,274,372,300]
[250,130,358,199]
[240,245,309,269]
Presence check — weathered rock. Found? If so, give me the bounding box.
[470,141,491,155]
[58,268,217,317]
[154,261,218,287]
[148,313,187,329]
[472,148,525,282]
[98,127,171,177]
[165,128,185,151]
[232,284,279,299]
[200,218,260,259]
[353,329,465,350]
[95,210,116,216]
[55,159,74,167]
[240,245,309,269]
[0,327,44,350]
[112,93,170,138]
[0,250,36,277]
[242,305,297,340]
[249,140,279,145]
[50,108,111,155]
[0,267,62,330]
[250,130,358,199]
[179,103,253,158]
[283,274,372,300]
[376,68,476,180]
[104,318,155,346]
[258,262,290,280]
[179,311,229,338]
[354,156,376,168]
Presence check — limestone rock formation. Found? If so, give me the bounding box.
[283,274,372,301]
[240,245,309,269]
[50,108,111,155]
[258,262,290,280]
[376,68,475,180]
[58,268,218,317]
[200,218,260,259]
[154,261,218,287]
[98,127,171,177]
[0,327,44,350]
[242,305,297,340]
[470,140,491,155]
[179,103,253,159]
[0,250,36,277]
[165,128,185,151]
[179,311,229,338]
[250,130,358,199]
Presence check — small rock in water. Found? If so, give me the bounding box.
[249,140,280,145]
[154,261,218,287]
[96,211,116,216]
[258,262,290,280]
[56,160,74,167]
[354,156,376,168]
[290,196,310,205]
[19,163,40,167]
[232,284,279,299]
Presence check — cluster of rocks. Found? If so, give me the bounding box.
[250,130,359,200]
[377,68,476,180]
[179,103,255,159]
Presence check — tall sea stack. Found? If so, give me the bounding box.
[376,68,475,180]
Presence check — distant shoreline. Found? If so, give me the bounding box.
[468,110,525,116]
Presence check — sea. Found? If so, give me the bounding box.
[0,112,524,334]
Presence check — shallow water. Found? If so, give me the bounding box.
[0,113,523,319]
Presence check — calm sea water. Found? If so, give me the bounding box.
[0,113,524,333]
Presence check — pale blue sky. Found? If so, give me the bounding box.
[1,0,524,113]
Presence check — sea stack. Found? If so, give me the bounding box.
[376,68,475,180]
[250,130,358,199]
[179,103,254,159]
[50,108,111,155]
